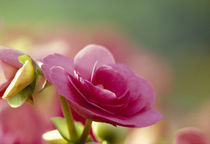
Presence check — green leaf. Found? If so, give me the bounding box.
[92,122,126,144]
[51,117,70,141]
[42,129,69,144]
[51,117,89,142]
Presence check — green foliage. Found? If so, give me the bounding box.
[51,117,91,142]
[92,122,127,144]
[51,117,70,141]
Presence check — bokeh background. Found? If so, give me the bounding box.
[0,0,210,143]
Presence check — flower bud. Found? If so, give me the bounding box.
[2,55,35,99]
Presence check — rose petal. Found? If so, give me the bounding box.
[74,44,115,80]
[42,54,74,83]
[49,67,115,115]
[93,65,127,97]
[69,74,117,103]
[72,99,162,127]
[106,64,156,116]
[0,46,23,68]
[68,74,130,115]
[48,66,112,116]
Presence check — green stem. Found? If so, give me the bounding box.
[77,119,92,144]
[59,95,77,141]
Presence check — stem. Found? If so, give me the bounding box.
[59,95,77,141]
[77,119,92,144]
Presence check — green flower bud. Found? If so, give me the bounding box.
[2,55,35,99]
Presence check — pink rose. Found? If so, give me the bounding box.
[174,128,210,144]
[42,44,162,127]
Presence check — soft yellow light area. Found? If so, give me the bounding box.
[8,37,32,53]
[42,129,68,144]
[125,121,163,144]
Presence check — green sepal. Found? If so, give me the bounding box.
[18,55,32,64]
[36,66,44,76]
[7,85,33,108]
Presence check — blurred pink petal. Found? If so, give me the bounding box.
[174,128,210,144]
[0,46,23,68]
[0,101,47,144]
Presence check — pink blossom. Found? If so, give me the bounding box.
[0,101,49,144]
[174,128,210,144]
[42,44,162,127]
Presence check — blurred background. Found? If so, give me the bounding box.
[0,0,210,144]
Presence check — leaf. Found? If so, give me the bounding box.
[51,117,70,141]
[42,129,68,144]
[2,55,35,99]
[92,122,126,144]
[51,117,88,142]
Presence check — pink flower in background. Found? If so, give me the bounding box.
[174,128,210,144]
[42,44,162,127]
[0,101,49,144]
[0,46,23,98]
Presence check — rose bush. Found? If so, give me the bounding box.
[42,44,162,127]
